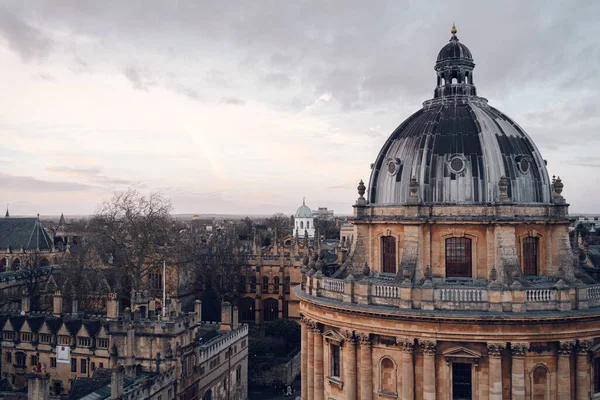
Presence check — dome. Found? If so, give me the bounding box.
[295,199,312,218]
[368,26,552,205]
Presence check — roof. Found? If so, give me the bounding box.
[437,33,473,62]
[0,217,53,250]
[70,369,134,400]
[368,28,551,206]
[295,200,312,218]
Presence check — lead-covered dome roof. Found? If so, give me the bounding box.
[368,26,552,205]
[295,199,312,218]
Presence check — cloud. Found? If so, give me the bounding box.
[46,166,133,186]
[123,66,156,91]
[0,7,52,61]
[262,72,293,89]
[0,173,93,192]
[220,97,245,106]
[31,72,56,82]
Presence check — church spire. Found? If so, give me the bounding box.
[5,205,9,218]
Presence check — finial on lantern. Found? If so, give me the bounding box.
[451,23,457,36]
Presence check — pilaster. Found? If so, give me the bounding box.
[557,340,575,400]
[358,333,372,400]
[420,340,436,400]
[510,342,528,400]
[576,340,591,400]
[399,339,415,400]
[301,317,308,400]
[343,331,357,400]
[314,324,324,400]
[487,342,504,400]
[307,321,315,400]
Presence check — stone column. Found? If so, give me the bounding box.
[307,322,315,400]
[487,343,505,400]
[576,340,592,400]
[557,341,575,400]
[358,333,372,400]
[314,326,324,400]
[510,343,528,400]
[400,340,415,400]
[343,332,357,400]
[301,317,308,400]
[420,340,436,400]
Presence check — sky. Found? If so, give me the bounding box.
[0,0,599,216]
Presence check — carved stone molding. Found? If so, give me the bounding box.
[557,341,576,356]
[577,339,593,355]
[398,338,415,353]
[487,342,505,358]
[420,340,437,355]
[357,333,371,347]
[510,342,529,358]
[343,330,357,345]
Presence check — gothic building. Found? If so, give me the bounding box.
[0,291,248,400]
[297,26,600,400]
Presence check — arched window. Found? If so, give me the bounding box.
[452,77,458,84]
[381,236,396,274]
[300,221,304,230]
[251,276,257,289]
[39,258,50,267]
[238,297,254,322]
[262,276,269,292]
[284,276,291,293]
[238,276,246,292]
[445,237,472,278]
[12,258,21,271]
[203,388,213,400]
[263,298,278,322]
[273,277,280,292]
[523,237,538,276]
[307,221,310,229]
[380,357,396,394]
[532,365,548,400]
[0,258,6,272]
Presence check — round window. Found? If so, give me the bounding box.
[449,156,465,174]
[387,160,396,174]
[515,155,530,174]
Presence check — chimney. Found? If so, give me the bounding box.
[106,293,119,320]
[220,302,232,331]
[232,305,239,330]
[22,291,30,314]
[27,373,50,400]
[110,365,124,400]
[53,291,62,317]
[71,298,79,315]
[194,300,202,323]
[126,324,135,367]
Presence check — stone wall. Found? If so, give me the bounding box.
[251,350,301,387]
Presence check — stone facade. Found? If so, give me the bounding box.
[0,292,248,400]
[298,26,600,400]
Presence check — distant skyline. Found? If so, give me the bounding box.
[1,1,599,216]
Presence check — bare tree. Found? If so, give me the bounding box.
[89,189,172,291]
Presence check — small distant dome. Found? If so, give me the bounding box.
[295,199,313,218]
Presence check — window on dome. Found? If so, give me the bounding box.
[381,236,396,274]
[523,237,538,276]
[445,237,472,278]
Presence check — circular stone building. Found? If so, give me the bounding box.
[297,26,600,400]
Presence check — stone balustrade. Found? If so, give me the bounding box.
[198,324,248,363]
[303,274,599,313]
[322,278,345,293]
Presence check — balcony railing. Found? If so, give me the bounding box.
[303,274,596,313]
